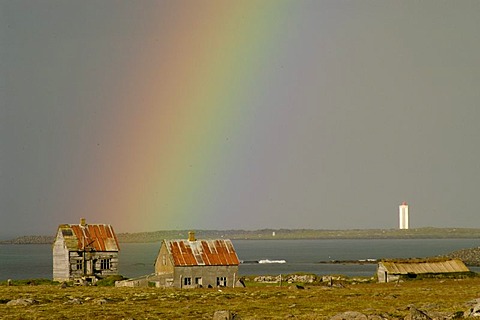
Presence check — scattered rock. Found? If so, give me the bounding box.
[253,274,317,284]
[466,298,480,307]
[235,279,246,287]
[330,311,368,320]
[286,274,317,283]
[330,313,386,320]
[464,303,480,317]
[254,275,280,283]
[6,298,39,306]
[95,298,108,305]
[64,298,82,305]
[404,305,432,320]
[213,310,239,320]
[446,247,480,266]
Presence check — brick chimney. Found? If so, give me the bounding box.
[80,218,86,227]
[188,231,196,241]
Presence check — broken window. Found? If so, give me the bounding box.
[183,277,192,286]
[62,229,73,237]
[195,277,202,286]
[216,276,227,287]
[75,260,83,270]
[100,259,111,270]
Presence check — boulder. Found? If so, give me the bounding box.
[213,310,239,320]
[404,306,432,320]
[465,303,480,317]
[95,298,108,305]
[288,284,305,290]
[6,298,39,306]
[64,298,82,305]
[235,279,246,288]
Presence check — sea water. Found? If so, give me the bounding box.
[1,239,479,280]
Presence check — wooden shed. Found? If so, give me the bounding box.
[377,258,470,283]
[153,232,240,288]
[53,218,120,283]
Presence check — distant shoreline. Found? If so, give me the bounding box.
[2,227,480,244]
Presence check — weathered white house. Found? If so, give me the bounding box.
[53,218,120,283]
[153,232,240,288]
[377,258,470,283]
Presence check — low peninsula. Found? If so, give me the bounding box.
[2,227,480,244]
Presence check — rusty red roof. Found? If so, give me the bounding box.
[164,239,239,266]
[57,223,119,252]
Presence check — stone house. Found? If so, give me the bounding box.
[377,258,470,283]
[53,218,120,283]
[153,232,240,288]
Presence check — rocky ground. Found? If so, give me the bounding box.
[2,277,480,319]
[445,247,480,266]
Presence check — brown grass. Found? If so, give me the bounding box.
[1,278,480,319]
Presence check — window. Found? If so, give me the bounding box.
[216,277,227,287]
[184,277,192,286]
[75,260,83,270]
[62,229,73,237]
[100,259,111,270]
[162,255,167,265]
[195,277,202,286]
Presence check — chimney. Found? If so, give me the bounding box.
[80,218,86,227]
[188,231,196,241]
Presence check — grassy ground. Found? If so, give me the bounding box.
[1,277,480,319]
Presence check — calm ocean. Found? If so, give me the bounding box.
[1,239,479,281]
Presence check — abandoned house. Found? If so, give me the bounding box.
[377,258,471,283]
[152,232,240,288]
[53,218,120,283]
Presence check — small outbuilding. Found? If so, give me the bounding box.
[377,258,471,283]
[53,218,120,283]
[153,232,240,288]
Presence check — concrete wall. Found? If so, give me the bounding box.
[149,274,175,288]
[115,278,150,287]
[154,243,174,275]
[173,265,239,288]
[153,240,239,289]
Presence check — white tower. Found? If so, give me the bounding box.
[399,201,409,229]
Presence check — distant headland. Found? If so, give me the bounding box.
[2,227,480,244]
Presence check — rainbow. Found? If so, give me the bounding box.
[72,1,293,232]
